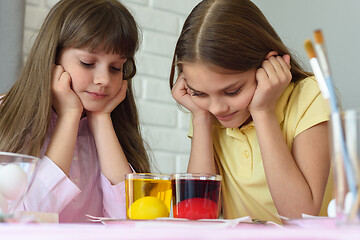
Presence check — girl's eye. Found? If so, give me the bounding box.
[80,61,94,67]
[111,66,122,72]
[225,88,241,96]
[191,91,204,97]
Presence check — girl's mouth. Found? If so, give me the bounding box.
[215,111,238,122]
[87,91,107,99]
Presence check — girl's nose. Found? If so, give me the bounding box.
[93,68,111,86]
[208,98,229,116]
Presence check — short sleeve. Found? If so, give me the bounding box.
[290,77,330,137]
[295,92,330,137]
[188,116,194,138]
[279,77,330,149]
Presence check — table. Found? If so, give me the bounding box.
[1,218,359,240]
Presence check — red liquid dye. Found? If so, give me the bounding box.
[174,197,218,220]
[172,179,221,220]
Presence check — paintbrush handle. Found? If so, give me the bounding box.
[324,76,339,112]
[331,113,357,195]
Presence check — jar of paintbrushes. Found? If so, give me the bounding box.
[329,110,360,225]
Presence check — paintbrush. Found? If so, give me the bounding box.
[304,38,357,201]
[313,30,339,112]
[313,30,358,196]
[304,40,347,208]
[303,39,329,100]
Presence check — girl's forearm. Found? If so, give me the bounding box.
[187,113,216,174]
[89,114,131,185]
[252,111,322,218]
[45,114,81,175]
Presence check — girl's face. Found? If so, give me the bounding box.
[58,47,127,112]
[182,62,257,128]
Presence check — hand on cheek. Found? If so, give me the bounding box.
[92,79,128,116]
[51,65,83,117]
[171,73,208,117]
[249,52,292,114]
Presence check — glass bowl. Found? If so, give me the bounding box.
[0,152,40,214]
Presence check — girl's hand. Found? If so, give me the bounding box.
[172,74,215,175]
[248,52,292,115]
[51,65,83,117]
[86,80,127,133]
[88,80,128,117]
[85,79,131,184]
[171,73,208,117]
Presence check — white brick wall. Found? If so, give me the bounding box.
[24,0,201,174]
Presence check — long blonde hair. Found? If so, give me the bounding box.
[170,0,311,88]
[0,0,150,173]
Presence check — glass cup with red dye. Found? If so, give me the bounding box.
[171,173,222,220]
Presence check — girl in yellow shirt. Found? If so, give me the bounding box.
[170,0,333,224]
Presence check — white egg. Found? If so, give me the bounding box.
[0,164,28,200]
[0,192,8,213]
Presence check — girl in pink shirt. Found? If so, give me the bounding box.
[0,0,150,222]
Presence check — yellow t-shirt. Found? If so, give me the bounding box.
[188,76,333,224]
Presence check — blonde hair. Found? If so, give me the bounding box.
[170,0,311,88]
[0,0,150,173]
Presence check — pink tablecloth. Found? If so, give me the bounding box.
[0,218,359,240]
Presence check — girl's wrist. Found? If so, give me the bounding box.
[192,111,213,127]
[57,110,82,122]
[251,109,277,123]
[87,112,112,131]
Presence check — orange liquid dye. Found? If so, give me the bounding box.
[125,178,172,219]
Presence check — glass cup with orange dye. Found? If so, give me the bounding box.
[125,173,172,220]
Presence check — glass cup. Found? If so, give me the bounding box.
[330,110,360,225]
[125,173,172,220]
[171,173,222,220]
[0,152,40,214]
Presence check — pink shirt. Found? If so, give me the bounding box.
[20,111,127,223]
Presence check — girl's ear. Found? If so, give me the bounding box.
[265,51,279,59]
